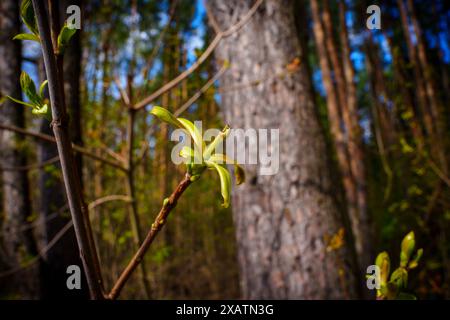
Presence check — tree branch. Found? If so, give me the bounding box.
[0,123,127,172]
[107,173,192,299]
[133,0,263,110]
[87,195,133,211]
[0,155,59,171]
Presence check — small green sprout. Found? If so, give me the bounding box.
[374,231,423,300]
[14,0,77,51]
[13,0,40,43]
[6,71,49,119]
[150,106,245,208]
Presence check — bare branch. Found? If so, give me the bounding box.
[0,123,128,172]
[107,173,192,299]
[0,155,59,171]
[114,76,131,107]
[133,0,263,111]
[203,0,222,34]
[88,195,133,211]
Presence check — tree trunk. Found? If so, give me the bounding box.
[210,0,359,299]
[0,0,40,299]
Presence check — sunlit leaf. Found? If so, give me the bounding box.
[400,231,415,267]
[208,154,245,185]
[20,71,42,106]
[13,33,40,42]
[31,104,48,116]
[5,95,34,108]
[390,267,408,289]
[375,251,390,286]
[20,0,38,35]
[39,80,48,97]
[178,117,205,153]
[150,106,183,128]
[206,161,231,208]
[57,23,77,54]
[203,125,230,159]
[408,248,423,269]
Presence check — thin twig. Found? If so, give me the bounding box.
[0,155,59,171]
[0,123,127,172]
[107,173,192,299]
[133,0,263,110]
[139,0,178,82]
[203,0,222,34]
[88,195,133,211]
[0,216,72,278]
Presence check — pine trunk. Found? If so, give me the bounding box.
[210,0,359,299]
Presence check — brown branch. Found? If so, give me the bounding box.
[203,0,222,34]
[0,155,59,171]
[0,216,72,278]
[133,0,263,110]
[139,0,178,82]
[175,64,227,117]
[87,195,133,211]
[114,76,131,107]
[32,0,104,299]
[107,173,192,299]
[0,123,127,172]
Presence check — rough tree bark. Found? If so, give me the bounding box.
[210,0,359,299]
[0,0,40,299]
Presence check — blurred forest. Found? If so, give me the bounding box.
[0,0,449,299]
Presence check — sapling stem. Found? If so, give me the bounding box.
[108,173,192,299]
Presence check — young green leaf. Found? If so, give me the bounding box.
[39,80,48,98]
[20,0,38,35]
[408,248,423,269]
[31,104,48,116]
[20,71,42,106]
[206,161,231,208]
[208,153,245,185]
[390,267,408,289]
[57,23,77,54]
[375,251,390,285]
[177,118,205,153]
[400,231,415,267]
[5,95,35,108]
[150,106,183,128]
[13,33,40,42]
[203,125,230,159]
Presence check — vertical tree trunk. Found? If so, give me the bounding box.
[0,0,40,299]
[211,0,359,299]
[338,1,372,271]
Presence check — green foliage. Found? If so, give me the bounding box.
[20,0,38,36]
[150,106,245,208]
[6,71,49,119]
[57,23,77,54]
[13,33,40,43]
[375,231,423,300]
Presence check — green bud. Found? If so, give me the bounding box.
[400,231,415,267]
[375,251,390,285]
